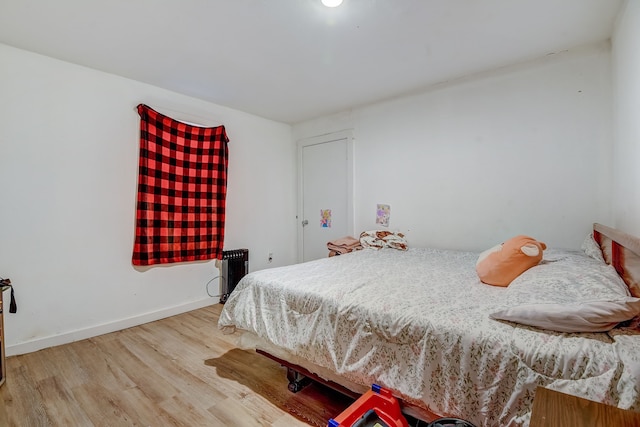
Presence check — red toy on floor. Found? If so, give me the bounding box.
[328,384,409,427]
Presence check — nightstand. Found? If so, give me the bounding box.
[530,386,640,426]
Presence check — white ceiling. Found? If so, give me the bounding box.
[0,0,623,124]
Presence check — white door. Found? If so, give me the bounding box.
[298,131,354,262]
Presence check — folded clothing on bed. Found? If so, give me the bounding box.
[327,236,363,257]
[359,230,408,251]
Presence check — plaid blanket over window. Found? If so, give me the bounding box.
[132,104,229,266]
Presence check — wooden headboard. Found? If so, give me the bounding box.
[593,223,640,298]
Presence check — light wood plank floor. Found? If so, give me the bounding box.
[0,304,354,426]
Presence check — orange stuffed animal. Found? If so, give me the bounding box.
[476,235,547,287]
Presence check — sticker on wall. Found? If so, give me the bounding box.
[376,204,390,227]
[321,209,332,228]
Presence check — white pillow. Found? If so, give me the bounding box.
[581,232,605,263]
[490,298,640,333]
[489,249,640,332]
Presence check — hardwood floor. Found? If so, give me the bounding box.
[0,304,355,426]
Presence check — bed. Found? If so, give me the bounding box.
[218,224,640,426]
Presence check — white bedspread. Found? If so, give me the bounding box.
[218,247,640,426]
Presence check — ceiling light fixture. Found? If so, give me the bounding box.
[321,0,343,7]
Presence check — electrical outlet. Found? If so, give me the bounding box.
[268,252,273,263]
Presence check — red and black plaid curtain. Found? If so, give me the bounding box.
[132,104,229,266]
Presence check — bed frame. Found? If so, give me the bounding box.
[256,223,640,423]
[256,348,441,421]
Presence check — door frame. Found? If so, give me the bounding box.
[297,129,355,263]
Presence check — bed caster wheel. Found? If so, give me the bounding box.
[286,367,311,393]
[288,382,303,393]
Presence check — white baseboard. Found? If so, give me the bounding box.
[6,297,218,357]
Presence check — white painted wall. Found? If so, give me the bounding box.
[611,0,640,236]
[294,44,613,251]
[0,44,297,355]
[0,36,619,355]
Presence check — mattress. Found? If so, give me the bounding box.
[218,247,640,426]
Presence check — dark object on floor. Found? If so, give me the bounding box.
[427,418,477,427]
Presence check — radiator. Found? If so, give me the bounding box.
[218,249,249,303]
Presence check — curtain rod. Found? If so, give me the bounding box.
[134,104,223,127]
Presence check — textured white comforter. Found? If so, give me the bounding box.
[218,247,640,426]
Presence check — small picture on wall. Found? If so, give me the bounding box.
[321,209,332,228]
[376,204,390,227]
